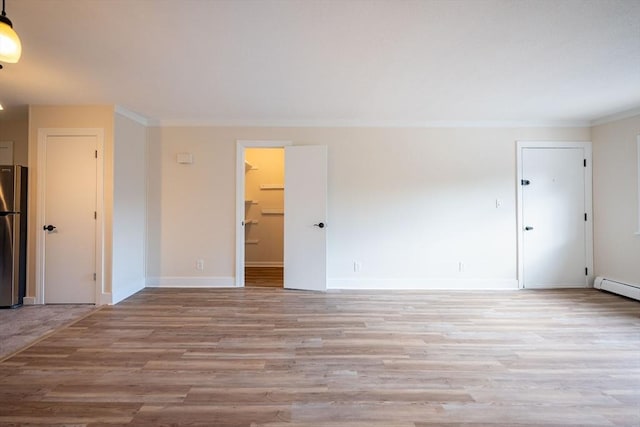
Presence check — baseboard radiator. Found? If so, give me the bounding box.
[594,277,640,301]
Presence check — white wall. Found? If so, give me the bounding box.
[112,112,147,303]
[146,127,236,287]
[146,126,589,289]
[592,114,640,286]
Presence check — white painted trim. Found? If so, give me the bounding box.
[328,278,518,290]
[99,292,112,305]
[146,276,235,288]
[236,140,293,148]
[114,105,150,127]
[151,119,592,128]
[22,296,36,305]
[523,283,592,289]
[245,262,284,268]
[235,140,292,288]
[516,141,594,289]
[36,129,105,305]
[590,106,640,127]
[594,276,640,301]
[637,135,640,235]
[95,135,106,305]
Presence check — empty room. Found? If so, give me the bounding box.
[0,0,639,425]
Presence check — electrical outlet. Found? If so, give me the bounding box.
[196,259,204,271]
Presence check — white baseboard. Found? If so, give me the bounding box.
[22,296,36,305]
[328,278,518,290]
[146,276,236,288]
[594,276,640,301]
[245,262,283,268]
[146,276,519,290]
[523,283,590,289]
[98,292,112,305]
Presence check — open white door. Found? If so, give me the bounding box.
[284,145,327,291]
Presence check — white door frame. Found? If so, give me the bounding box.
[35,128,105,304]
[516,141,593,289]
[235,140,292,287]
[636,135,640,235]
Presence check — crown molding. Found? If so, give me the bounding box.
[120,108,640,129]
[114,105,150,126]
[591,106,640,127]
[149,118,591,128]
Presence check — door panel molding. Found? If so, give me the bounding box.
[235,140,292,287]
[516,141,593,289]
[35,128,104,304]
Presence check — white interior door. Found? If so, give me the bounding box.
[284,145,327,291]
[43,135,98,303]
[521,147,588,288]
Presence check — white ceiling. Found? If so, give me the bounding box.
[1,0,639,126]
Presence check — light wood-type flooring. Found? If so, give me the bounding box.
[0,287,638,426]
[245,267,283,287]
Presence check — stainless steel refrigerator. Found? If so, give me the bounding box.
[0,165,27,308]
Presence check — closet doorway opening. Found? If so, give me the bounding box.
[235,140,291,288]
[244,147,285,287]
[236,140,328,291]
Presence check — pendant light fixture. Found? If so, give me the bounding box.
[0,0,21,64]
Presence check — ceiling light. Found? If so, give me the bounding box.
[0,0,21,64]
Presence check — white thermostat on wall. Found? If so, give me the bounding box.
[176,153,193,164]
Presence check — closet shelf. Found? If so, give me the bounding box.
[262,208,284,215]
[260,184,284,190]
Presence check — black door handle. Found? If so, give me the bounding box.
[43,225,56,231]
[524,226,534,231]
[313,222,325,228]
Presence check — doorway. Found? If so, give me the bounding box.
[516,141,593,288]
[244,147,285,287]
[235,141,328,291]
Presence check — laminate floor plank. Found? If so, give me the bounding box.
[245,267,284,288]
[0,287,638,426]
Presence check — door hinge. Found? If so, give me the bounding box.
[93,273,97,281]
[585,267,588,276]
[521,179,531,186]
[584,213,587,221]
[95,150,98,159]
[94,211,97,220]
[583,159,587,167]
